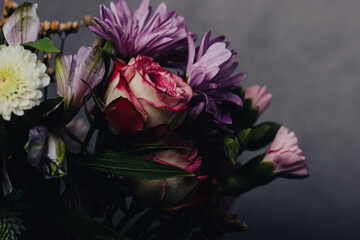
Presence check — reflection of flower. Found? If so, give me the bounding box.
[61,119,88,153]
[186,31,245,128]
[25,126,67,179]
[55,46,105,113]
[133,134,205,210]
[264,126,309,178]
[245,85,272,116]
[0,44,50,121]
[3,2,41,44]
[104,55,192,136]
[90,0,194,67]
[0,209,25,240]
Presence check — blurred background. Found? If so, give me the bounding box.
[3,0,360,239]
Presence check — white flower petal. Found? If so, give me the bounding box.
[0,44,50,120]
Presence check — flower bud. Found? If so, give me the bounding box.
[132,134,205,210]
[263,126,309,178]
[245,85,272,116]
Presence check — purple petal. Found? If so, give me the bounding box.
[90,0,194,68]
[71,46,105,105]
[133,0,151,30]
[197,31,211,59]
[186,32,244,129]
[186,33,196,77]
[220,73,246,89]
[189,66,206,88]
[188,102,205,119]
[196,42,231,68]
[25,126,48,168]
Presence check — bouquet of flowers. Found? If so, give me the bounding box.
[0,0,309,239]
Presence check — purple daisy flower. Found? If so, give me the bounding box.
[186,31,246,128]
[89,0,195,68]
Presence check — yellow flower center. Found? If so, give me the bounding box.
[0,68,19,97]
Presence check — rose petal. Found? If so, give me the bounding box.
[105,97,145,135]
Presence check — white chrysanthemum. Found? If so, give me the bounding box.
[0,44,50,120]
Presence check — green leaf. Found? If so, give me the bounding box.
[27,97,63,119]
[68,151,195,180]
[224,135,240,164]
[22,37,61,53]
[102,39,113,70]
[246,122,281,150]
[231,97,259,131]
[53,203,129,240]
[237,128,252,156]
[127,146,190,155]
[222,159,275,195]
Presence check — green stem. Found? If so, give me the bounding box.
[59,33,68,52]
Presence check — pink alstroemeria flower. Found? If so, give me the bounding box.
[245,85,272,116]
[104,55,192,136]
[132,134,206,210]
[55,46,105,113]
[264,126,309,178]
[3,2,41,44]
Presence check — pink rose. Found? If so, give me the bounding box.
[245,85,272,116]
[132,134,206,210]
[264,126,309,178]
[104,55,193,135]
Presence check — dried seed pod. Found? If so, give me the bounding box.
[83,15,95,26]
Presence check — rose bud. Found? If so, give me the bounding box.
[104,55,193,136]
[132,134,206,210]
[263,126,309,178]
[245,85,272,116]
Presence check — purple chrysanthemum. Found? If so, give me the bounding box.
[186,31,246,128]
[89,0,195,68]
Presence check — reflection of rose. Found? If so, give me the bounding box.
[104,55,193,135]
[133,134,206,210]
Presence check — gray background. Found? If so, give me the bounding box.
[5,0,360,239]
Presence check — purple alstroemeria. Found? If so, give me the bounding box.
[55,46,105,113]
[3,2,41,44]
[25,126,67,179]
[89,0,195,68]
[186,31,246,128]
